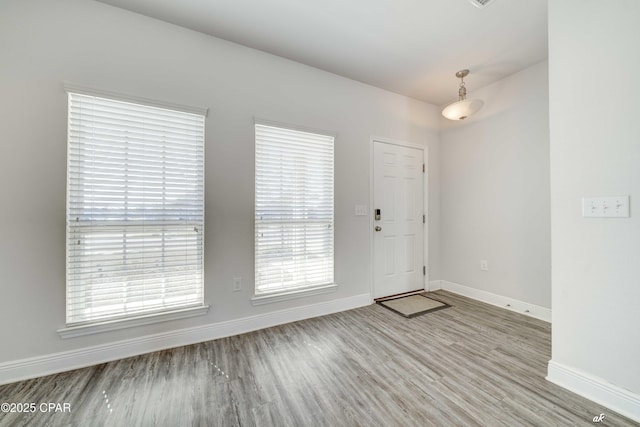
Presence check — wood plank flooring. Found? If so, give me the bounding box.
[0,291,637,426]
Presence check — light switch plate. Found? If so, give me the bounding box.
[355,205,368,216]
[582,196,630,218]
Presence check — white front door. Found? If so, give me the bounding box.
[373,141,425,298]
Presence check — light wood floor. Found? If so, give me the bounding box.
[0,291,637,426]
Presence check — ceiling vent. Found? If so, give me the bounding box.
[468,0,494,9]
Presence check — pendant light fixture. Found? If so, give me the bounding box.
[442,69,484,121]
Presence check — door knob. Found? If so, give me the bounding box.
[375,226,382,232]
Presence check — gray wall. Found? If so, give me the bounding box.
[549,0,640,395]
[439,61,551,308]
[0,0,441,364]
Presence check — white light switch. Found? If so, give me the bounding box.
[582,196,630,218]
[355,205,368,216]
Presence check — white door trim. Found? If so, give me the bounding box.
[369,136,429,301]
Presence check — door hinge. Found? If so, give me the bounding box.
[422,163,425,173]
[423,266,426,275]
[422,214,426,223]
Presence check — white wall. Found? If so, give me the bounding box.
[439,61,551,309]
[0,0,441,366]
[548,0,640,412]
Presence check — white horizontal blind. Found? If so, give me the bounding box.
[66,92,205,325]
[255,123,334,295]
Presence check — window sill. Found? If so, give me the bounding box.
[57,305,210,339]
[251,284,338,306]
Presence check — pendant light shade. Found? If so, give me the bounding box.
[442,99,484,121]
[442,69,483,120]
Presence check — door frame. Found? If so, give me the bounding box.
[369,136,429,301]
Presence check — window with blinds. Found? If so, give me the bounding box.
[66,92,205,325]
[254,123,334,295]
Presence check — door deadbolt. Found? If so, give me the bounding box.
[375,226,382,232]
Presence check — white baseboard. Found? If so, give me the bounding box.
[547,360,640,423]
[433,280,551,322]
[0,293,371,386]
[428,279,443,291]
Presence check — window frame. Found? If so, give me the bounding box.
[59,85,209,338]
[252,121,337,304]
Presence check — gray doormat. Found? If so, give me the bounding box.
[377,293,450,318]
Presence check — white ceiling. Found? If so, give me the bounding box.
[94,0,548,106]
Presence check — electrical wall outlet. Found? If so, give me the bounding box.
[480,260,488,271]
[232,277,242,292]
